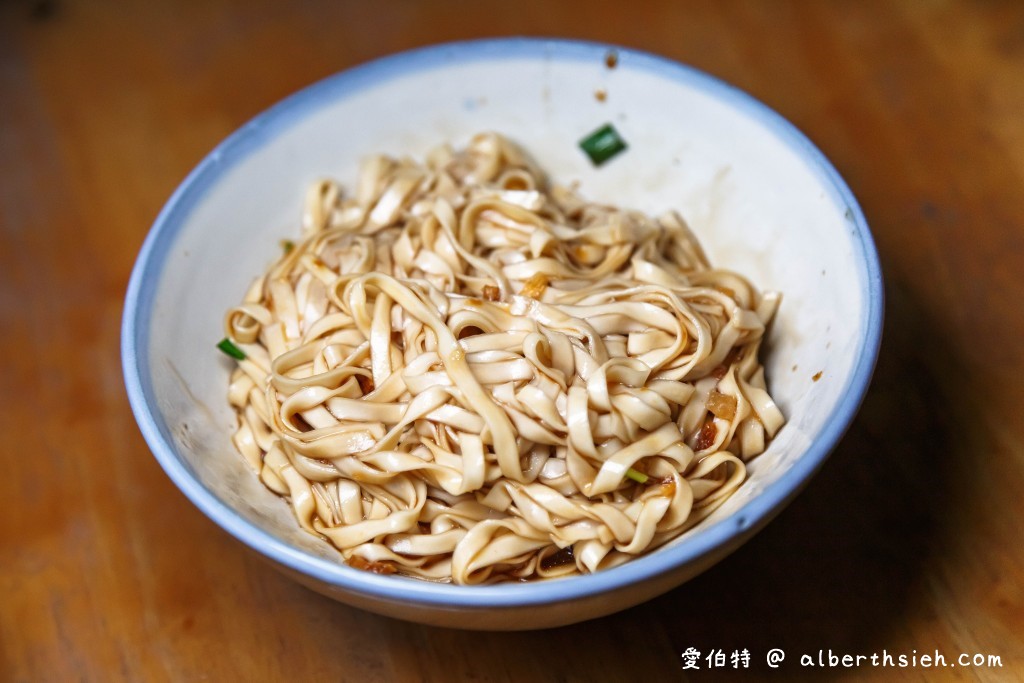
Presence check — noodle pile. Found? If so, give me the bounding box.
[223,132,784,584]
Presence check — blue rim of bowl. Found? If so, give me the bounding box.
[122,37,884,610]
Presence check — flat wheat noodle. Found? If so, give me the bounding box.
[223,132,785,584]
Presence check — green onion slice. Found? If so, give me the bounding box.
[217,337,246,360]
[624,468,649,484]
[579,123,628,166]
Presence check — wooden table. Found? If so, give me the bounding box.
[3,1,1022,680]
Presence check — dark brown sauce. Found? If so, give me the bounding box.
[291,413,315,433]
[355,374,375,394]
[540,545,575,570]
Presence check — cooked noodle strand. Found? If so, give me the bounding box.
[223,132,784,584]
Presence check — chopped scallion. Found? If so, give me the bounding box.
[281,239,295,254]
[624,468,649,484]
[579,123,628,166]
[217,337,246,360]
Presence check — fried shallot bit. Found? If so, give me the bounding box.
[347,555,397,575]
[482,284,500,301]
[707,390,738,420]
[656,478,677,498]
[519,273,549,298]
[695,420,718,451]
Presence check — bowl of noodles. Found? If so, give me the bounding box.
[122,38,882,629]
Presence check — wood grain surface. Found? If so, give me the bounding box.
[2,1,1022,680]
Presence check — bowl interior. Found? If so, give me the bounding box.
[125,39,881,605]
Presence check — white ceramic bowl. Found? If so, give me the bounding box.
[122,38,882,630]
